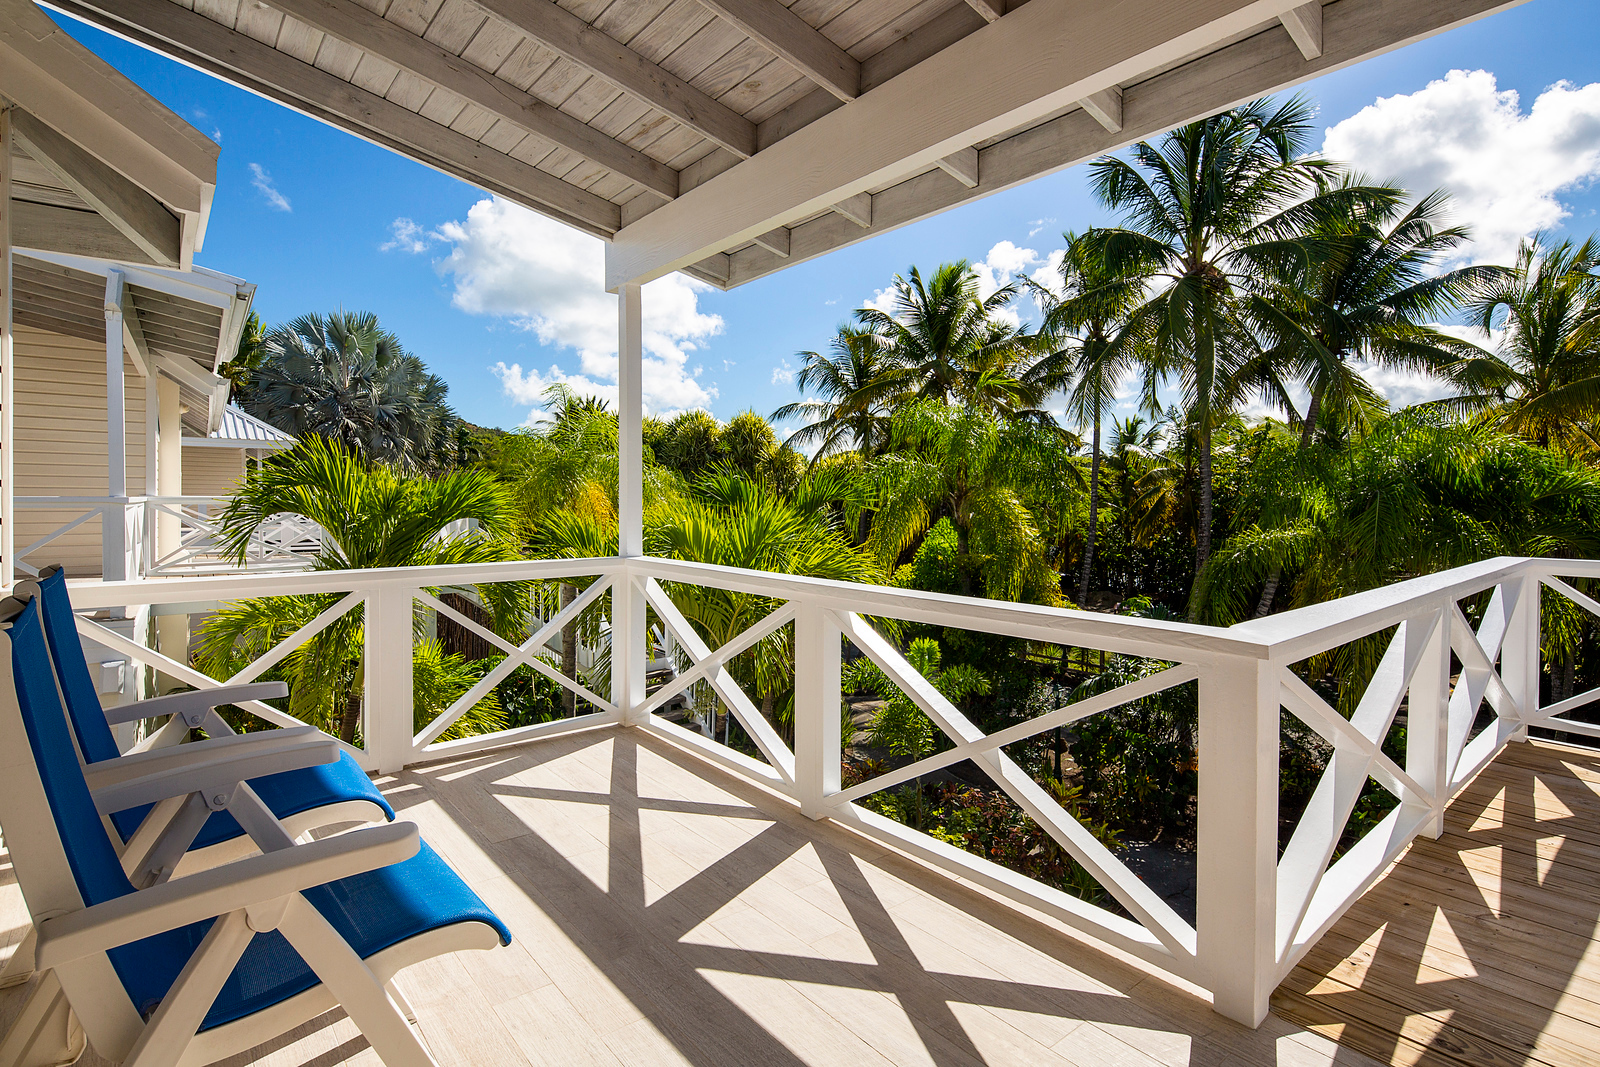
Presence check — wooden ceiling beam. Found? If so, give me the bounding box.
[10,200,149,264]
[1279,2,1324,58]
[694,0,861,102]
[961,0,1005,24]
[9,108,182,268]
[1079,86,1124,133]
[51,0,622,236]
[260,0,678,200]
[715,0,1533,288]
[473,0,756,159]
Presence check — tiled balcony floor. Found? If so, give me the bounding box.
[10,723,1545,1067]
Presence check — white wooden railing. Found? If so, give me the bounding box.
[13,496,324,578]
[55,554,1600,1027]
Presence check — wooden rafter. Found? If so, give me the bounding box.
[255,0,678,200]
[693,0,861,102]
[1279,1,1324,58]
[52,0,623,236]
[9,108,182,268]
[472,0,757,159]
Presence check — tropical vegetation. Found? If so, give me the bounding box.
[196,95,1600,914]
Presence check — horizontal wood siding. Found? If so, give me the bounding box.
[13,325,148,579]
[182,447,245,498]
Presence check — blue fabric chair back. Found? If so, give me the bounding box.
[7,598,134,909]
[36,568,123,765]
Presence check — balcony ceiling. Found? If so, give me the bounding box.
[1,0,218,268]
[47,0,1527,289]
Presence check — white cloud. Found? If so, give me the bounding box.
[771,358,795,386]
[248,163,290,212]
[432,197,722,418]
[382,217,436,254]
[1324,70,1600,268]
[860,286,899,316]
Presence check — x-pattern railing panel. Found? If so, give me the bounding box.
[413,578,618,749]
[833,610,1198,960]
[639,577,796,785]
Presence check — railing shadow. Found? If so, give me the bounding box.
[360,726,1378,1067]
[1273,740,1600,1067]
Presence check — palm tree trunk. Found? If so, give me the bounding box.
[560,582,577,715]
[1257,380,1330,619]
[1190,427,1214,621]
[1078,420,1102,607]
[339,689,361,744]
[955,522,973,597]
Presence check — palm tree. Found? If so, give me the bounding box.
[1085,96,1387,610]
[243,311,459,472]
[201,436,524,742]
[868,401,1061,604]
[857,262,1040,409]
[1460,235,1600,453]
[1031,231,1151,604]
[223,310,267,402]
[1239,181,1496,613]
[771,325,901,460]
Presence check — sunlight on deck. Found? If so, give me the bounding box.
[14,730,1594,1067]
[1276,739,1600,1067]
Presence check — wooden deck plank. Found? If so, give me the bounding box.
[0,729,1589,1066]
[1275,739,1600,1067]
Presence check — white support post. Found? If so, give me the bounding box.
[0,108,13,589]
[1405,603,1450,839]
[103,272,128,585]
[1196,654,1278,1027]
[792,601,841,819]
[1502,571,1539,743]
[612,568,646,726]
[617,282,643,558]
[365,584,415,773]
[613,284,647,727]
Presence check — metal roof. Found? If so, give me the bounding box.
[183,406,297,449]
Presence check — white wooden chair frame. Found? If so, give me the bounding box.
[0,609,500,1067]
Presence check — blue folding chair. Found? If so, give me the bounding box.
[0,593,510,1067]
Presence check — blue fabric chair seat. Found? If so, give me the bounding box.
[108,755,397,851]
[33,568,396,852]
[110,840,513,1030]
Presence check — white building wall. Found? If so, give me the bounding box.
[13,324,147,578]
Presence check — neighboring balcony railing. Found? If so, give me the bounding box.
[13,496,325,579]
[58,553,1600,1027]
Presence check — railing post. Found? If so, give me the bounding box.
[612,565,646,726]
[1405,603,1450,838]
[793,601,841,818]
[1196,653,1278,1027]
[364,584,414,774]
[1502,568,1539,743]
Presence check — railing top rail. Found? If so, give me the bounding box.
[635,556,1270,661]
[60,556,625,609]
[1227,555,1532,661]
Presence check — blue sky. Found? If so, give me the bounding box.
[51,0,1600,430]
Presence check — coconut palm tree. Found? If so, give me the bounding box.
[1459,235,1600,454]
[1031,231,1152,604]
[771,325,901,460]
[1084,96,1392,611]
[243,310,459,472]
[200,435,524,742]
[857,262,1040,409]
[1238,181,1497,614]
[868,401,1061,604]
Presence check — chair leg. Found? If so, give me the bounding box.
[385,979,418,1024]
[0,971,87,1067]
[277,896,436,1067]
[0,928,37,988]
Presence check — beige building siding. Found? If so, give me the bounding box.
[14,324,148,579]
[183,447,246,498]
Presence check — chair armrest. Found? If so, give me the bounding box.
[87,731,339,814]
[104,682,289,729]
[34,822,420,969]
[83,727,326,792]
